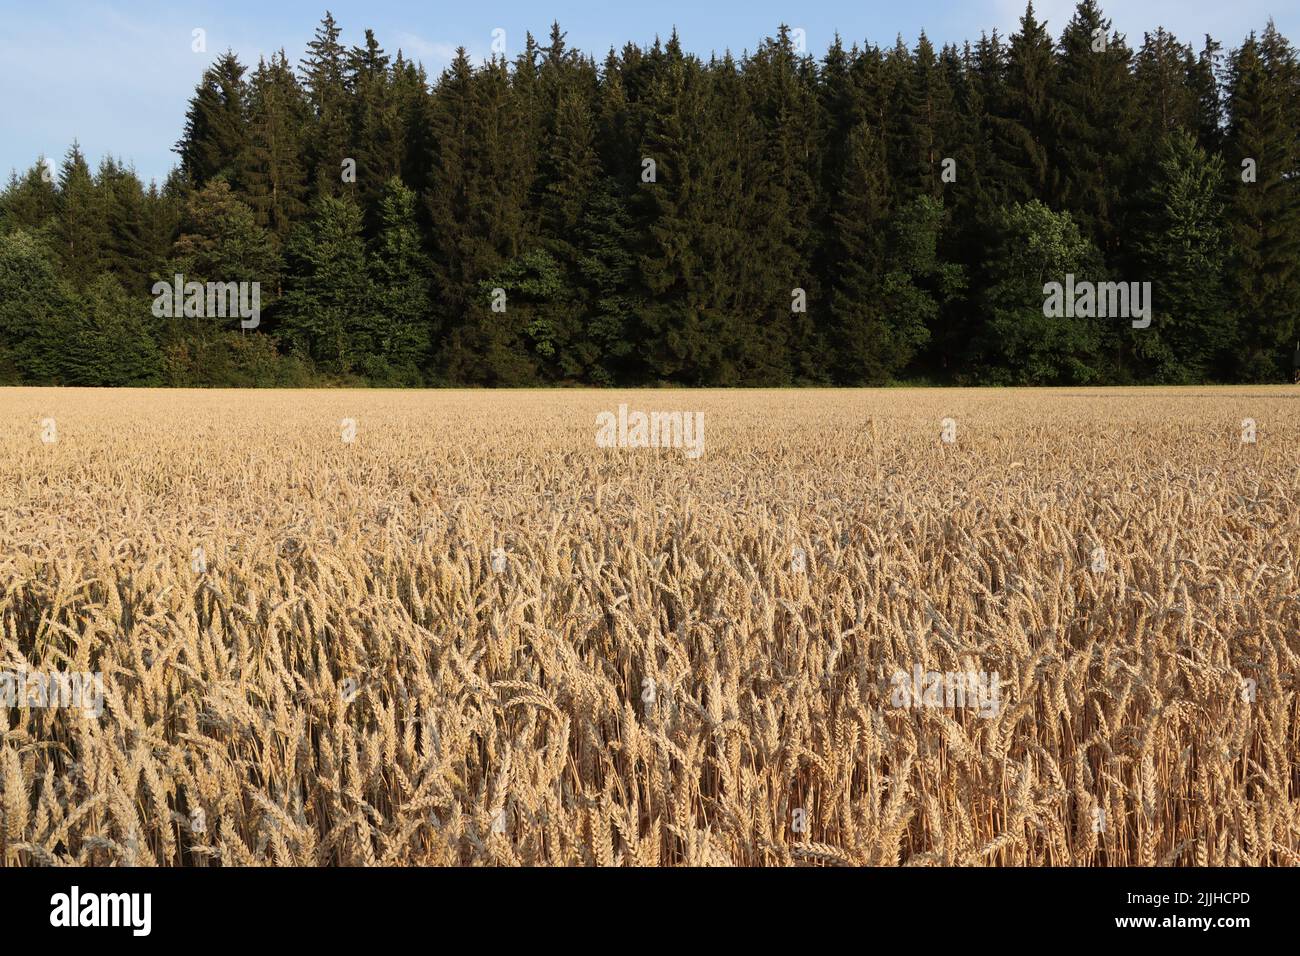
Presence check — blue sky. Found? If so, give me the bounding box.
[2,0,1296,185]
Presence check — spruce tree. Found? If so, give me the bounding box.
[369,177,431,382]
[995,4,1057,204]
[894,33,959,200]
[299,12,352,198]
[0,228,77,382]
[54,143,109,288]
[1224,25,1300,379]
[1053,1,1138,256]
[827,121,893,384]
[0,160,59,235]
[177,52,251,189]
[348,30,402,227]
[1135,30,1197,149]
[245,52,309,242]
[279,192,373,373]
[1133,132,1232,382]
[635,43,727,384]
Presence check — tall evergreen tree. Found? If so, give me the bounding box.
[1223,25,1300,379]
[827,121,894,384]
[426,51,536,383]
[54,143,109,288]
[6,14,1299,388]
[1053,1,1139,256]
[0,228,77,382]
[299,11,352,198]
[348,30,402,225]
[368,177,431,381]
[994,4,1057,203]
[279,192,373,372]
[0,159,59,235]
[245,52,309,241]
[1133,131,1232,382]
[893,33,959,200]
[1135,28,1198,146]
[177,52,251,189]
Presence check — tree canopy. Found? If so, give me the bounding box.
[3,4,1298,387]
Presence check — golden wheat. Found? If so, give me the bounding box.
[0,386,1296,866]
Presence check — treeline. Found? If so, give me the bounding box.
[2,2,1298,387]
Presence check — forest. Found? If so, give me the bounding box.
[0,1,1297,388]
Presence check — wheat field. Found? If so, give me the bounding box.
[0,386,1297,866]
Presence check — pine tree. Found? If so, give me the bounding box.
[1224,25,1300,379]
[635,42,728,384]
[423,48,478,368]
[392,52,432,197]
[0,159,59,235]
[98,158,153,293]
[1135,29,1197,147]
[737,26,820,382]
[928,42,998,380]
[994,4,1057,204]
[299,12,352,198]
[0,228,77,382]
[1053,1,1139,256]
[9,14,1300,388]
[176,52,251,189]
[572,176,642,384]
[827,121,893,384]
[1189,36,1225,152]
[426,50,537,383]
[279,192,373,372]
[54,143,109,288]
[894,33,959,200]
[348,30,402,227]
[534,82,603,381]
[245,52,309,241]
[61,276,163,385]
[1133,132,1232,382]
[971,32,1020,208]
[368,177,431,381]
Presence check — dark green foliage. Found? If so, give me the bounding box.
[177,52,252,190]
[170,180,279,307]
[974,200,1106,384]
[827,120,893,384]
[278,193,373,372]
[1052,0,1138,256]
[299,12,352,198]
[2,4,1298,387]
[1223,24,1300,381]
[994,4,1057,205]
[1133,132,1233,382]
[0,160,59,236]
[60,276,163,386]
[368,178,431,382]
[245,52,309,241]
[53,143,109,288]
[0,228,76,382]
